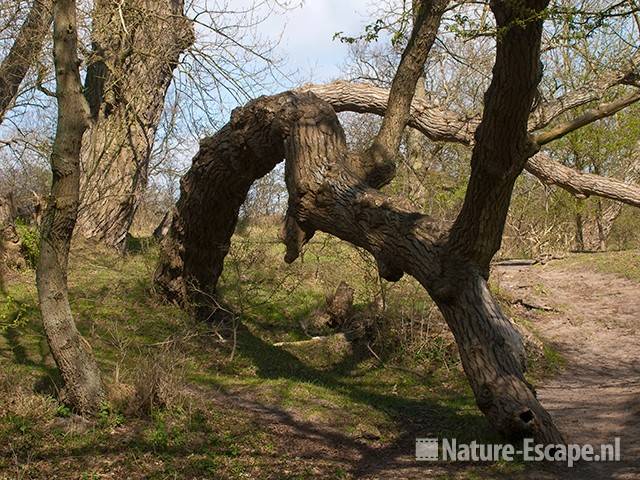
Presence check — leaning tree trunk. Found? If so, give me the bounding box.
[75,0,193,248]
[36,0,104,414]
[156,0,562,443]
[155,91,562,444]
[0,0,53,123]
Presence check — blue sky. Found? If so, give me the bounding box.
[259,0,373,83]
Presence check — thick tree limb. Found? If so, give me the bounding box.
[302,83,640,209]
[448,0,547,269]
[0,0,53,122]
[301,81,477,144]
[527,152,640,207]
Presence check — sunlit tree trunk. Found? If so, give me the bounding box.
[36,0,104,414]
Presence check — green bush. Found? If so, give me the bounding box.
[15,221,40,268]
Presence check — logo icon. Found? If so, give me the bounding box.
[416,438,439,461]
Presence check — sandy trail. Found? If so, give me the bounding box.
[495,262,640,479]
[353,262,640,479]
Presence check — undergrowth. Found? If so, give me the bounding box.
[0,226,566,479]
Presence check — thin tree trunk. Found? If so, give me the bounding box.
[0,0,53,123]
[36,0,104,414]
[0,193,17,291]
[575,199,585,251]
[75,0,193,248]
[591,152,640,249]
[593,199,606,251]
[598,202,623,247]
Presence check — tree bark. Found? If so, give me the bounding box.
[300,83,640,208]
[155,0,564,444]
[36,0,104,414]
[0,0,53,123]
[0,193,18,291]
[75,0,193,248]
[575,199,585,251]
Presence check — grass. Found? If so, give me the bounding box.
[0,227,562,479]
[559,249,640,282]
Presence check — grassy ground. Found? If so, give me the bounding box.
[0,226,564,479]
[558,249,640,282]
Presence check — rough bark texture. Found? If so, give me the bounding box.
[0,0,53,122]
[36,0,104,414]
[156,0,564,443]
[76,0,193,248]
[301,84,640,208]
[359,0,449,188]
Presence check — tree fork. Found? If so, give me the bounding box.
[154,91,563,443]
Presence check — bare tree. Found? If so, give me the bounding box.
[155,0,570,442]
[36,0,104,414]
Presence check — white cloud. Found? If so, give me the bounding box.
[262,0,373,83]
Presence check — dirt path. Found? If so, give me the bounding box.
[217,262,640,479]
[354,261,640,479]
[495,262,640,479]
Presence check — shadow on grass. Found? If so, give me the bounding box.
[2,314,62,396]
[203,321,497,478]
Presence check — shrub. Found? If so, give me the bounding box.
[15,221,39,268]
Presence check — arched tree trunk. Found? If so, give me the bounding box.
[155,0,563,443]
[75,0,193,248]
[36,0,104,414]
[155,90,561,444]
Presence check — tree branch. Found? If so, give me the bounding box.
[302,81,640,210]
[533,88,640,145]
[529,50,640,131]
[362,0,449,188]
[527,152,640,207]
